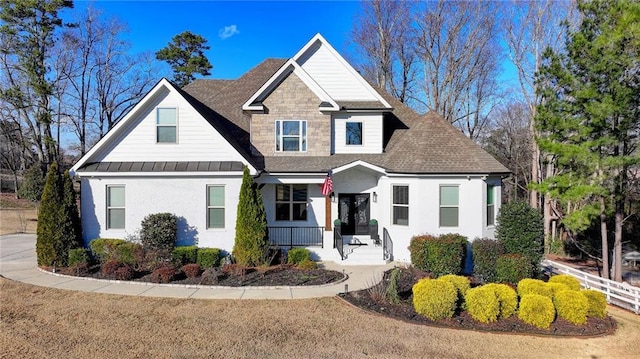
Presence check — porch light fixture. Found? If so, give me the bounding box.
[372,192,377,202]
[331,192,336,202]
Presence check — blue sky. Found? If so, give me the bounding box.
[73,0,363,79]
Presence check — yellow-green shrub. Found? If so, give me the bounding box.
[546,282,570,300]
[465,285,500,323]
[517,278,552,298]
[581,289,607,319]
[439,274,470,306]
[518,294,556,329]
[412,278,458,320]
[554,290,589,325]
[485,283,518,319]
[549,274,581,291]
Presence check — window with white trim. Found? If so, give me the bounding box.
[487,184,495,226]
[157,108,177,143]
[346,122,363,145]
[106,185,125,229]
[207,185,225,229]
[440,185,459,227]
[275,120,306,152]
[275,184,307,221]
[392,185,409,225]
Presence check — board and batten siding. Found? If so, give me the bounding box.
[80,176,242,251]
[332,113,383,154]
[297,42,377,101]
[93,88,248,164]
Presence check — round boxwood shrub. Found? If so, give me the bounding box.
[518,294,556,329]
[197,248,222,268]
[495,253,533,285]
[484,283,518,319]
[517,278,552,298]
[471,238,505,283]
[548,274,581,291]
[172,246,198,266]
[68,248,90,268]
[581,289,607,319]
[412,278,458,320]
[287,248,312,265]
[140,212,178,255]
[465,285,500,323]
[554,290,589,325]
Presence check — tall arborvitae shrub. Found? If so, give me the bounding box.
[37,162,62,266]
[18,165,45,203]
[233,167,268,266]
[496,201,544,274]
[59,170,83,257]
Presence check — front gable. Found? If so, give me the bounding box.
[71,79,256,175]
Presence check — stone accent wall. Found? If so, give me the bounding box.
[251,72,331,156]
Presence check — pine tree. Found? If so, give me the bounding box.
[233,167,268,266]
[155,31,212,87]
[36,162,62,266]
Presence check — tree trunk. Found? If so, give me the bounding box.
[612,199,624,282]
[600,198,610,279]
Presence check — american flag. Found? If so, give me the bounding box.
[321,171,333,196]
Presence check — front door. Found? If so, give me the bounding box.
[338,194,370,235]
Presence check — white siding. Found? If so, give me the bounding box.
[332,113,383,154]
[92,88,247,164]
[80,176,242,252]
[297,42,377,101]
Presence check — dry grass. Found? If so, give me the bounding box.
[0,209,37,235]
[1,278,639,358]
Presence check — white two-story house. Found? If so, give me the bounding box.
[71,34,509,265]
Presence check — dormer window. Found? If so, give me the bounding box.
[346,122,363,145]
[157,108,177,143]
[275,120,306,152]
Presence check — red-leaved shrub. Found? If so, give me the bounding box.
[151,265,176,283]
[181,263,202,278]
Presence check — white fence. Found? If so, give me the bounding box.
[541,259,640,314]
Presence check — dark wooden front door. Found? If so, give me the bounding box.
[338,194,370,235]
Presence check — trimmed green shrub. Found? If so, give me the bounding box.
[496,253,533,284]
[412,278,458,320]
[197,247,221,268]
[172,246,198,266]
[496,201,544,273]
[115,242,143,266]
[548,274,581,291]
[554,290,589,325]
[233,167,268,266]
[181,263,202,278]
[89,238,141,265]
[484,283,518,319]
[581,289,607,318]
[517,278,552,298]
[408,234,437,272]
[466,285,500,323]
[385,268,401,304]
[287,248,312,265]
[36,162,62,266]
[68,248,90,268]
[140,212,178,256]
[472,238,505,283]
[518,294,556,329]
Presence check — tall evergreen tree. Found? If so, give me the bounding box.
[17,165,45,203]
[59,170,82,255]
[233,167,268,266]
[155,31,213,87]
[36,162,62,266]
[535,0,640,281]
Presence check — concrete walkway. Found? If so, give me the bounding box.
[0,233,398,300]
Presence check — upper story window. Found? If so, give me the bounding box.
[487,184,495,226]
[346,122,363,145]
[106,185,125,229]
[392,185,409,225]
[440,185,459,227]
[275,184,307,221]
[157,108,177,143]
[275,120,306,152]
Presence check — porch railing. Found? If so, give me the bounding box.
[334,226,344,260]
[267,226,324,248]
[383,227,393,261]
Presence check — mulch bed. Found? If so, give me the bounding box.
[51,264,345,287]
[339,267,617,337]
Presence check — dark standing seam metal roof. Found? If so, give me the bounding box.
[78,161,245,172]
